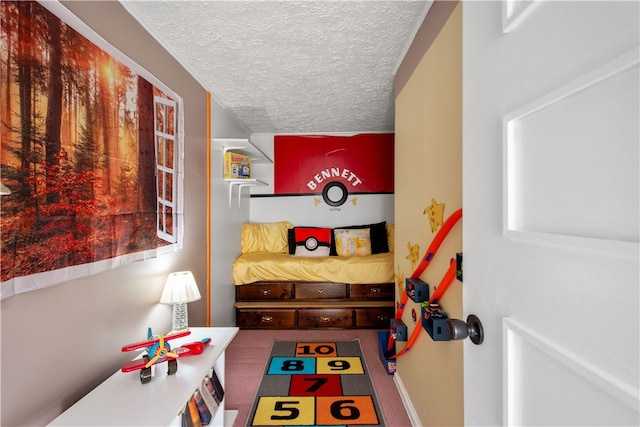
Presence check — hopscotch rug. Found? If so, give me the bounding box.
[247,340,386,427]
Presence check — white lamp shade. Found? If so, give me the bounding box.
[160,271,201,304]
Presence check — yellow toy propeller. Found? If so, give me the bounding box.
[144,334,180,368]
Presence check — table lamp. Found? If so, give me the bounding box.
[160,271,201,332]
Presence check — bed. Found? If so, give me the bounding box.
[233,221,396,329]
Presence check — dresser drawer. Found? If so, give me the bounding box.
[236,282,294,301]
[349,283,394,300]
[298,308,353,328]
[236,309,296,329]
[354,307,394,328]
[295,282,346,300]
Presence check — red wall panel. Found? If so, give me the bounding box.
[274,134,394,195]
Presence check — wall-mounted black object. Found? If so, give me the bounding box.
[446,314,484,345]
[390,318,408,341]
[405,278,429,303]
[421,303,449,341]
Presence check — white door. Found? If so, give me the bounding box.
[463,1,639,425]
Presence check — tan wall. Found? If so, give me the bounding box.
[394,3,463,426]
[0,2,246,426]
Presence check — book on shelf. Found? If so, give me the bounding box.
[203,375,221,404]
[193,389,212,426]
[187,395,203,427]
[181,403,194,427]
[201,377,220,414]
[210,369,225,402]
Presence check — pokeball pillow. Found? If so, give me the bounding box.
[291,227,332,257]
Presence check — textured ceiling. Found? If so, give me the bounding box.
[120,1,430,134]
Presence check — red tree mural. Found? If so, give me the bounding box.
[0,1,178,294]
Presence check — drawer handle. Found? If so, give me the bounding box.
[320,316,331,322]
[370,287,381,294]
[377,315,389,321]
[315,289,326,295]
[261,315,273,323]
[260,289,271,296]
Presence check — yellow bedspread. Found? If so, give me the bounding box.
[233,252,394,285]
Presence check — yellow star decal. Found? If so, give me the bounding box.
[424,199,445,232]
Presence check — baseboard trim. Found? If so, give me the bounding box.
[224,409,238,427]
[394,371,421,426]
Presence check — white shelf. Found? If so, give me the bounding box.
[213,138,272,164]
[48,327,238,427]
[225,178,267,209]
[214,138,271,209]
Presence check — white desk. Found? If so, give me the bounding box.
[49,327,239,427]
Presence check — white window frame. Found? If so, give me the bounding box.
[154,96,179,243]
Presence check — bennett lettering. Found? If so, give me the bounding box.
[306,168,362,190]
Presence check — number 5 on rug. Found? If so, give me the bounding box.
[253,396,314,426]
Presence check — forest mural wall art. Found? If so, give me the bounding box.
[0,1,184,299]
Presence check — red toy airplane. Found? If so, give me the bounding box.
[121,328,211,383]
